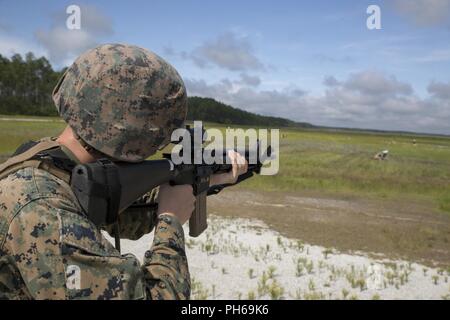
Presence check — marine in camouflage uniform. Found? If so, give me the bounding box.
[0,44,190,299]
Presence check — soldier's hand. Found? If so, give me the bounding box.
[157,184,195,225]
[210,150,248,186]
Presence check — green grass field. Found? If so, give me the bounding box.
[246,128,450,214]
[1,115,449,214]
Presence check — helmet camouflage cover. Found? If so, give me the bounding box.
[52,43,187,162]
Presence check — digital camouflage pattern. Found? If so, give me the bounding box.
[105,187,159,240]
[52,43,188,162]
[0,165,190,299]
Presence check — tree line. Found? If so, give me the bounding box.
[0,53,64,116]
[0,52,312,128]
[186,96,313,128]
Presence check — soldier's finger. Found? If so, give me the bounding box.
[228,150,238,179]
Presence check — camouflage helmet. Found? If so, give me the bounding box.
[52,43,187,162]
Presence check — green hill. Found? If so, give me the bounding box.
[187,96,314,128]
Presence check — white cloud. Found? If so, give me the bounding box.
[323,76,340,87]
[239,73,261,87]
[187,31,264,71]
[0,33,45,58]
[343,70,412,96]
[186,71,450,135]
[428,80,450,99]
[414,49,450,63]
[35,27,96,66]
[35,4,113,66]
[393,0,450,26]
[0,22,11,33]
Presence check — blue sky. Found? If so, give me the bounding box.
[1,0,449,134]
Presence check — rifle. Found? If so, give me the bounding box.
[70,125,271,246]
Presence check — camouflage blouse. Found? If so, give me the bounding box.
[0,166,190,299]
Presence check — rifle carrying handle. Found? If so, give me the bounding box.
[189,191,208,237]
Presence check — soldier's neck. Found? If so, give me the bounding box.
[56,126,97,164]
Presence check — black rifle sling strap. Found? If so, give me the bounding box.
[97,159,122,252]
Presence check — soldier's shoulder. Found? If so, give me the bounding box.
[32,166,74,200]
[0,166,79,217]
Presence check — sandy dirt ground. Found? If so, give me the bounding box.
[107,214,450,300]
[208,189,450,268]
